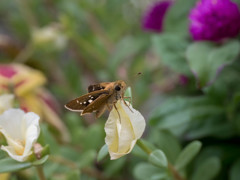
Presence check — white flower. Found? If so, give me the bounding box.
[32,23,67,50]
[104,100,146,160]
[0,109,40,162]
[0,94,14,114]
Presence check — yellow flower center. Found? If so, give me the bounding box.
[13,139,25,155]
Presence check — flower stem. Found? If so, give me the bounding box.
[36,166,46,180]
[14,42,34,63]
[168,163,185,180]
[15,0,38,28]
[136,139,152,154]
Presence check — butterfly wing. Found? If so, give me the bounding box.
[82,93,110,115]
[88,82,111,93]
[64,90,109,112]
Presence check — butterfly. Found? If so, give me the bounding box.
[64,80,128,118]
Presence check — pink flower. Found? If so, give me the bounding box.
[0,63,70,142]
[0,65,17,79]
[189,0,240,41]
[142,0,172,32]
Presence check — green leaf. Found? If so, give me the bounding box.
[230,159,240,180]
[32,155,49,166]
[149,130,181,164]
[150,173,169,180]
[79,124,105,151]
[66,169,81,180]
[175,141,202,170]
[97,144,109,162]
[149,149,168,168]
[0,150,7,159]
[149,96,223,136]
[63,59,83,94]
[104,157,126,176]
[134,163,166,180]
[186,117,234,139]
[186,42,215,87]
[152,34,190,74]
[186,40,240,87]
[0,154,49,173]
[78,150,96,168]
[191,157,221,180]
[164,0,196,35]
[124,86,132,101]
[39,124,60,154]
[149,96,208,125]
[0,158,31,173]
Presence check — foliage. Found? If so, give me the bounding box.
[1,0,240,179]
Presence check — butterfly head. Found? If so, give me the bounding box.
[113,80,127,96]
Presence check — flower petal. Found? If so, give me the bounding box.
[0,65,17,79]
[189,0,240,41]
[0,64,46,96]
[0,109,25,141]
[1,145,32,162]
[105,101,145,160]
[22,112,40,157]
[142,0,172,32]
[0,109,40,162]
[0,94,14,114]
[119,101,146,139]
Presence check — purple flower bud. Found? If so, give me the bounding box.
[179,75,189,85]
[189,0,240,42]
[142,0,172,33]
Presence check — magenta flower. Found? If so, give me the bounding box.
[189,0,240,41]
[179,75,189,86]
[142,0,172,33]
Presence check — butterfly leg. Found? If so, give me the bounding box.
[124,96,132,105]
[123,97,133,113]
[113,103,121,123]
[107,103,112,111]
[96,105,107,118]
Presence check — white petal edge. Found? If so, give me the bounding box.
[1,145,32,162]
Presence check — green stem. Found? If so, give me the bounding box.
[36,166,46,180]
[136,139,152,155]
[168,163,185,180]
[137,139,185,180]
[15,0,38,28]
[14,42,34,63]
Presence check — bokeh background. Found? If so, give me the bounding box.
[1,0,240,179]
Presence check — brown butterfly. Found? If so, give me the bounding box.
[64,80,128,118]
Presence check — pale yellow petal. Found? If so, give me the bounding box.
[1,145,32,162]
[105,100,145,160]
[0,94,14,114]
[0,173,10,180]
[13,64,46,96]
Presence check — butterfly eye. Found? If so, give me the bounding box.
[115,85,121,91]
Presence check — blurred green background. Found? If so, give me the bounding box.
[1,0,240,180]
